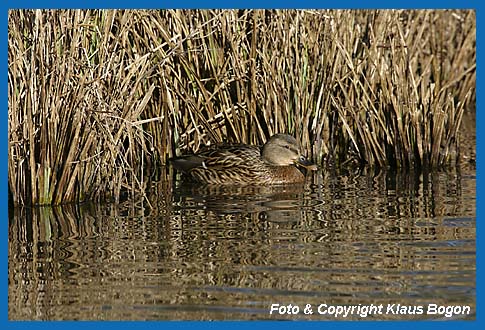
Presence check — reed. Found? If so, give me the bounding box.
[8,9,476,205]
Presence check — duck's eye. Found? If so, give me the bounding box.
[284,145,291,149]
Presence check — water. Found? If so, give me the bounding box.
[8,167,475,320]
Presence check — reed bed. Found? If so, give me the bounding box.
[8,9,476,205]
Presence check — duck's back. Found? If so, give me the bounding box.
[170,143,306,185]
[189,144,268,184]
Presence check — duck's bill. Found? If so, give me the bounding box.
[296,157,318,171]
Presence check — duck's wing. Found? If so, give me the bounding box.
[169,144,261,172]
[200,145,261,168]
[184,145,265,184]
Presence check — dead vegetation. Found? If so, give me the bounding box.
[8,9,476,205]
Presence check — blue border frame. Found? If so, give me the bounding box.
[3,1,480,329]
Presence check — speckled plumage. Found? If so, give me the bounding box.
[170,134,317,185]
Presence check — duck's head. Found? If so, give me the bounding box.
[262,134,318,170]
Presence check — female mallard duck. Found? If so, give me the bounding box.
[169,134,317,185]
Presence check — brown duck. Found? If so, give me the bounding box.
[169,134,317,185]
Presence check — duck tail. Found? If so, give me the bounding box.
[168,155,204,172]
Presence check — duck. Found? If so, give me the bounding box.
[169,134,317,185]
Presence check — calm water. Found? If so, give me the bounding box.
[8,166,475,320]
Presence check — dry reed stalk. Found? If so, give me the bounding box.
[9,10,159,205]
[8,9,475,205]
